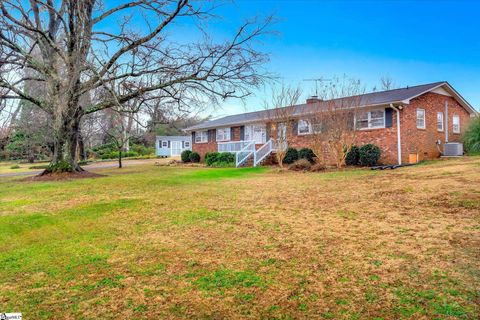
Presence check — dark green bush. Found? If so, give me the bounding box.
[189,152,200,163]
[205,152,220,166]
[359,144,381,167]
[100,150,138,160]
[283,148,299,165]
[464,117,480,154]
[298,148,315,163]
[181,150,192,162]
[345,145,360,166]
[205,152,235,167]
[218,152,235,163]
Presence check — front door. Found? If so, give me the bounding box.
[171,141,182,156]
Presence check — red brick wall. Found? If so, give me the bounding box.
[192,126,243,161]
[192,92,472,164]
[399,92,471,162]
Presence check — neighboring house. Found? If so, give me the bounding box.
[156,136,191,157]
[185,82,477,166]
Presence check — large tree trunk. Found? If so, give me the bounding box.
[43,108,84,174]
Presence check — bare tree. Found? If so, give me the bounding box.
[0,0,272,174]
[263,84,302,167]
[308,76,365,168]
[380,76,396,91]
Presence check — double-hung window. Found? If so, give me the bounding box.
[195,130,208,143]
[216,127,231,141]
[452,115,460,133]
[437,112,444,132]
[416,108,426,129]
[162,141,168,147]
[356,109,385,129]
[297,119,312,135]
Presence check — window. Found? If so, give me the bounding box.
[356,109,385,129]
[437,112,444,132]
[195,130,208,143]
[162,141,168,147]
[416,108,426,129]
[216,127,231,141]
[297,119,312,135]
[184,141,190,148]
[452,115,460,133]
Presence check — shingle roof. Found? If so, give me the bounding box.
[185,81,474,131]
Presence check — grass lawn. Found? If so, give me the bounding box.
[0,158,479,319]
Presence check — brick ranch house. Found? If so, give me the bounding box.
[185,82,477,166]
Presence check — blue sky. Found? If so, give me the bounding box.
[203,0,480,116]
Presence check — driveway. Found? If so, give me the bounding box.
[0,159,157,178]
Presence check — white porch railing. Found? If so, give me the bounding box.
[235,141,255,167]
[254,139,273,166]
[218,140,255,153]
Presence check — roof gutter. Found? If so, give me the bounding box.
[390,104,402,165]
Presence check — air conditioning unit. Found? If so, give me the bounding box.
[443,142,464,156]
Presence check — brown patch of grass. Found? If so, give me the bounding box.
[0,158,479,318]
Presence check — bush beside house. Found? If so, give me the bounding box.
[189,152,200,163]
[298,148,315,163]
[283,148,299,165]
[358,144,381,167]
[205,152,235,167]
[181,150,192,162]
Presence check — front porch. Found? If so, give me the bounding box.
[217,139,286,167]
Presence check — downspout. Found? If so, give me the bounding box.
[444,101,449,143]
[390,104,402,165]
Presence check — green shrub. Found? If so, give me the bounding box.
[100,150,138,160]
[218,152,235,163]
[464,117,480,154]
[345,145,360,166]
[283,148,298,164]
[181,150,192,162]
[288,158,312,171]
[10,164,20,169]
[359,144,381,167]
[205,152,235,167]
[29,164,49,170]
[189,152,200,163]
[298,148,315,163]
[205,152,220,166]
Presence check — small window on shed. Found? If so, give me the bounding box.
[185,141,190,147]
[162,141,168,148]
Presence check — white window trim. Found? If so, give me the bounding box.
[416,108,426,129]
[437,112,444,132]
[452,115,460,134]
[355,109,386,130]
[195,130,208,143]
[216,127,231,142]
[297,119,312,135]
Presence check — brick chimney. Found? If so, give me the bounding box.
[306,96,322,104]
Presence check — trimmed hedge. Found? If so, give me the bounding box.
[181,150,192,162]
[283,148,299,165]
[189,152,200,163]
[345,145,360,166]
[359,144,381,167]
[205,152,235,167]
[298,148,315,163]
